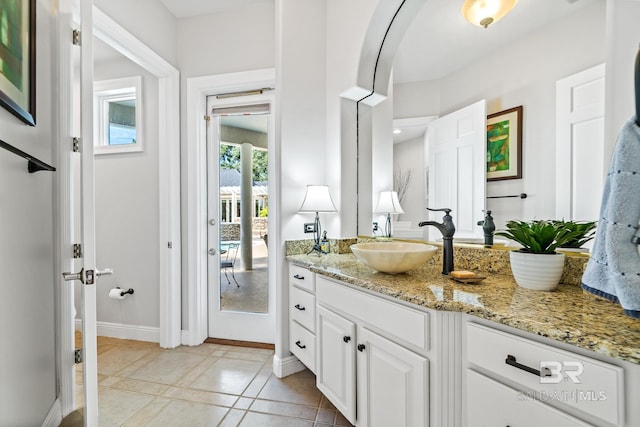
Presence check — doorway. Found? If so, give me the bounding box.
[207,98,275,343]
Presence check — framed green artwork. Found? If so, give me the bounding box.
[0,0,36,126]
[486,106,522,181]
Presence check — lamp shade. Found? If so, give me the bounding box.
[299,185,337,213]
[462,0,518,29]
[375,191,404,214]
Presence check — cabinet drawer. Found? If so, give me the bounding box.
[290,264,315,292]
[466,369,590,427]
[316,276,429,352]
[290,285,316,332]
[466,322,623,426]
[290,320,316,373]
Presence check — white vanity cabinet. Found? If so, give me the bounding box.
[315,275,430,426]
[463,319,625,427]
[288,264,317,372]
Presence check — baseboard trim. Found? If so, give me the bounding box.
[204,337,275,350]
[75,319,159,343]
[41,398,62,427]
[273,354,306,378]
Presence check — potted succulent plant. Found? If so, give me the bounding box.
[553,220,597,251]
[496,220,585,291]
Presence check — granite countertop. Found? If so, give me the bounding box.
[287,253,640,365]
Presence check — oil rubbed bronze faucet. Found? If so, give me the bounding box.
[419,207,455,275]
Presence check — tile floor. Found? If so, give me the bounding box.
[73,336,352,426]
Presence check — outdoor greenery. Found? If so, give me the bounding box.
[219,145,269,182]
[496,220,588,254]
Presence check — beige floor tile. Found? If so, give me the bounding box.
[234,397,254,410]
[257,370,322,407]
[162,385,238,407]
[122,396,172,426]
[218,408,247,427]
[334,410,353,426]
[126,350,207,385]
[97,345,156,376]
[242,365,273,398]
[250,399,318,420]
[97,387,156,427]
[143,399,229,426]
[110,378,171,396]
[174,355,219,387]
[223,349,274,362]
[315,408,336,424]
[240,411,314,426]
[187,357,264,395]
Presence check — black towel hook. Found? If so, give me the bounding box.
[635,44,640,126]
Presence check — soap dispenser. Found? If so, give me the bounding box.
[320,231,330,253]
[477,210,496,246]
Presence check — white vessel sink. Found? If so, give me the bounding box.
[350,242,437,274]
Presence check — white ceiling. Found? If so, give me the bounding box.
[158,0,270,19]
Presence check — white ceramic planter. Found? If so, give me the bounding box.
[509,251,566,291]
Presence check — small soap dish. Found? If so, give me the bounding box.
[448,273,487,284]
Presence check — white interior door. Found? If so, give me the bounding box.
[427,100,487,241]
[206,95,275,343]
[556,63,605,222]
[61,1,108,425]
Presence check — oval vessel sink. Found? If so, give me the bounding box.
[350,242,437,274]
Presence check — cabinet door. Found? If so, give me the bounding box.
[316,305,357,424]
[466,370,591,427]
[357,327,429,427]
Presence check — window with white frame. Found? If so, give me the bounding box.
[93,76,143,154]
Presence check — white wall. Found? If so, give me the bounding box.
[0,0,57,425]
[177,3,275,327]
[393,1,606,230]
[87,58,161,330]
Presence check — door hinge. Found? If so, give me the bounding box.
[72,137,80,153]
[72,29,81,46]
[168,241,173,249]
[73,243,82,259]
[74,348,82,364]
[203,115,210,122]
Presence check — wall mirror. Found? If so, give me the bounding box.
[370,0,606,242]
[94,75,143,154]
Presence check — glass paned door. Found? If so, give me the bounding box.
[207,98,274,343]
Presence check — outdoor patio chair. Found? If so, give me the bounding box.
[220,242,240,287]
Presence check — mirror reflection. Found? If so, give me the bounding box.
[382,0,605,242]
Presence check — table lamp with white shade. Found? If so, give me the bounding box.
[299,185,337,255]
[375,191,404,238]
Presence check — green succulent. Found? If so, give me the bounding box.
[496,220,588,254]
[551,220,597,248]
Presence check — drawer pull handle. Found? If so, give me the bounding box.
[295,340,306,349]
[343,336,351,343]
[293,274,305,280]
[357,344,366,352]
[294,304,306,311]
[505,354,551,378]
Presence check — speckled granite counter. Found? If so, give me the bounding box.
[287,252,640,365]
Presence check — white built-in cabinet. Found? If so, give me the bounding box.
[288,263,640,427]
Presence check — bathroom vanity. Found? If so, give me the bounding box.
[286,250,640,427]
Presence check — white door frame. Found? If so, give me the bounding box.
[185,69,277,346]
[55,4,181,417]
[92,7,182,349]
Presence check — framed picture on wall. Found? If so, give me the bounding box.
[0,0,36,126]
[486,106,522,181]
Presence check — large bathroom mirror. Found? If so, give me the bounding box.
[368,0,607,240]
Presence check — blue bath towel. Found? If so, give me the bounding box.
[582,115,640,318]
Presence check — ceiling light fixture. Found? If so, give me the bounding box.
[461,0,518,29]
